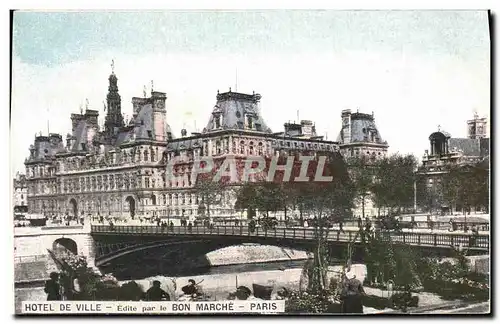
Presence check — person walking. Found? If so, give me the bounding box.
[44,272,62,301]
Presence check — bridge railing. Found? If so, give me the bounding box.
[215,219,489,231]
[91,225,489,250]
[14,254,48,264]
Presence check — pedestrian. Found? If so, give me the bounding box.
[469,224,479,247]
[339,220,344,233]
[44,272,61,301]
[428,219,434,232]
[365,218,372,232]
[145,280,170,301]
[188,221,193,233]
[181,279,199,296]
[340,272,365,314]
[169,221,174,232]
[357,217,362,229]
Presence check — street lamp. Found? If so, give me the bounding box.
[413,166,419,214]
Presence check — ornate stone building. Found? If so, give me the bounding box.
[337,109,389,161]
[24,70,342,224]
[336,109,389,218]
[418,114,490,213]
[13,172,28,214]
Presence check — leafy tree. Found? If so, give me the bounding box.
[371,154,418,215]
[440,164,464,213]
[348,156,375,219]
[294,153,356,292]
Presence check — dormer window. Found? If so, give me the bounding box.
[246,115,253,129]
[214,115,222,129]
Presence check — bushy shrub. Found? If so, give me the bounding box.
[285,291,341,314]
[390,292,419,310]
[362,294,390,310]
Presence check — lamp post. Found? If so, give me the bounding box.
[413,166,418,214]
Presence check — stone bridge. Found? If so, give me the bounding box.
[13,223,489,278]
[14,224,96,268]
[90,224,489,267]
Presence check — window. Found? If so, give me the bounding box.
[152,195,157,205]
[145,178,150,188]
[240,141,245,154]
[246,115,253,129]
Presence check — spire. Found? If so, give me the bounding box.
[151,80,154,94]
[235,67,238,92]
[104,64,124,139]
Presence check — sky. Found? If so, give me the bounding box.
[10,10,490,174]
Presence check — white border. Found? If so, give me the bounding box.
[2,1,497,324]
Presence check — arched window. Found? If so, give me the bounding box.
[216,140,222,155]
[144,150,149,162]
[240,141,245,154]
[249,141,254,155]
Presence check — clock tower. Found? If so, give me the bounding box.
[104,64,125,141]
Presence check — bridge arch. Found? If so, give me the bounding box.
[69,198,78,218]
[53,237,78,255]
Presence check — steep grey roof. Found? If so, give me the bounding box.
[429,131,452,139]
[202,91,272,134]
[71,119,89,151]
[448,138,481,156]
[26,135,66,163]
[337,112,386,144]
[480,138,490,157]
[166,138,203,152]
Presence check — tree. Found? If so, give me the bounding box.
[348,156,375,219]
[371,154,418,215]
[441,164,463,214]
[295,153,356,292]
[193,176,226,220]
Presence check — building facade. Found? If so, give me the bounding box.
[336,109,389,218]
[13,172,28,214]
[337,109,389,161]
[24,71,346,224]
[418,114,490,213]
